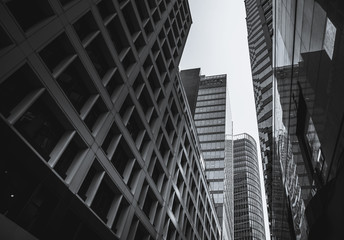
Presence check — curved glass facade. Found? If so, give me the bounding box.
[233,134,265,240]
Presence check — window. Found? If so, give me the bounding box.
[83,98,107,133]
[85,35,114,78]
[6,0,54,32]
[0,64,42,118]
[39,33,75,73]
[73,11,99,44]
[91,181,115,222]
[56,59,94,112]
[14,97,65,160]
[54,136,85,179]
[0,24,13,50]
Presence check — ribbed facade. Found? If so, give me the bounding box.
[0,1,222,240]
[244,0,294,239]
[233,133,265,240]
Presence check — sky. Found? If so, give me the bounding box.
[179,0,271,239]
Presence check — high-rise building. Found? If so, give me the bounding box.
[244,0,295,239]
[0,1,222,240]
[195,74,226,220]
[246,0,344,239]
[273,0,344,239]
[180,68,234,240]
[233,133,265,240]
[193,73,232,239]
[180,69,233,240]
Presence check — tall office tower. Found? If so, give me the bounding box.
[273,0,344,239]
[194,74,230,239]
[0,1,223,240]
[180,69,233,240]
[244,0,294,239]
[233,133,265,240]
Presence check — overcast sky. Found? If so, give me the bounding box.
[179,0,270,239]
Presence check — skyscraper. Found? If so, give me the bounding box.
[246,0,344,239]
[180,69,233,240]
[273,0,344,239]
[233,133,265,240]
[195,74,226,218]
[244,0,294,239]
[0,1,222,239]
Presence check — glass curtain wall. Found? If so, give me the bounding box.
[273,0,344,239]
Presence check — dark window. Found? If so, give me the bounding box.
[105,70,123,99]
[73,11,98,43]
[84,99,107,132]
[122,3,140,36]
[6,0,54,32]
[0,24,13,50]
[121,2,147,52]
[97,0,116,20]
[126,109,144,142]
[119,95,134,120]
[128,216,152,240]
[107,17,129,55]
[39,33,75,72]
[146,0,157,10]
[111,139,134,178]
[14,98,65,160]
[91,181,114,222]
[0,64,42,118]
[101,122,120,154]
[122,49,136,73]
[77,160,102,201]
[86,36,114,78]
[111,198,129,234]
[54,139,83,179]
[56,59,93,112]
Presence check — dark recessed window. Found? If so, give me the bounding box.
[14,97,65,160]
[90,181,114,222]
[73,11,98,43]
[6,0,54,32]
[146,0,157,10]
[77,160,103,201]
[39,33,75,72]
[122,49,136,73]
[111,139,134,178]
[107,17,129,55]
[0,64,42,118]
[86,36,114,78]
[54,138,84,179]
[101,122,120,154]
[122,3,140,37]
[126,109,144,142]
[84,99,107,132]
[119,95,134,120]
[56,59,94,112]
[0,24,13,50]
[105,70,123,99]
[97,0,116,20]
